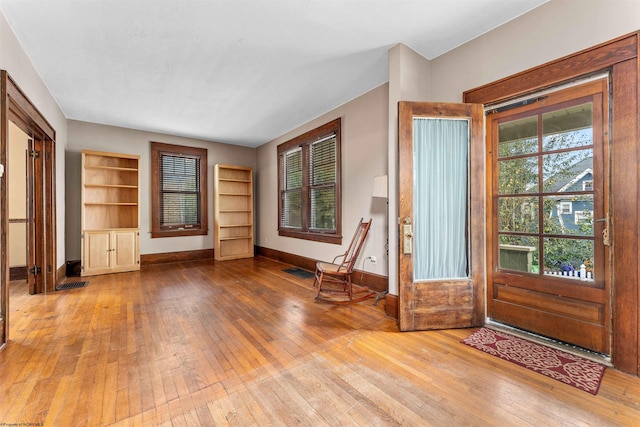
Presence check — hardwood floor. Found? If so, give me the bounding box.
[1,256,639,426]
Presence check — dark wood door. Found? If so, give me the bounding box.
[486,79,611,354]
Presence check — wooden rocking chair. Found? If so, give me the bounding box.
[314,218,376,304]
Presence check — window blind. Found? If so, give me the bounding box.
[159,153,201,228]
[281,147,302,229]
[276,117,341,244]
[309,135,336,231]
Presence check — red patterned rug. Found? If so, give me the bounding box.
[462,328,606,395]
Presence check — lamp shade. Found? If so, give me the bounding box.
[372,175,388,199]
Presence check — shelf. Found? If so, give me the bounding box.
[214,164,254,261]
[83,227,139,232]
[219,178,251,183]
[85,202,138,206]
[85,165,138,172]
[84,184,138,189]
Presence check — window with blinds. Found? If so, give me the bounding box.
[277,118,341,244]
[159,154,200,228]
[281,147,302,229]
[151,142,208,238]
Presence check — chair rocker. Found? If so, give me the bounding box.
[314,218,376,304]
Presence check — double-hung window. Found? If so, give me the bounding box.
[278,118,341,244]
[151,142,208,238]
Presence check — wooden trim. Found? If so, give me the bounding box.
[2,70,10,346]
[464,32,638,105]
[384,293,398,320]
[5,73,55,140]
[45,137,56,293]
[610,58,639,374]
[56,263,66,284]
[9,266,27,281]
[140,249,214,266]
[277,229,342,244]
[150,141,208,238]
[256,245,388,293]
[1,70,57,346]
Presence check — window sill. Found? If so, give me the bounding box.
[151,228,208,238]
[279,229,342,244]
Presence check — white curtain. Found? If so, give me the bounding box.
[413,118,469,280]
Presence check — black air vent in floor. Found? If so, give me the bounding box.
[56,281,88,291]
[282,268,315,279]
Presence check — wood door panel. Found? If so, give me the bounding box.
[491,300,607,353]
[413,280,474,330]
[492,271,606,303]
[112,230,138,271]
[492,283,604,323]
[83,231,111,273]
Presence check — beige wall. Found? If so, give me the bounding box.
[0,11,68,270]
[256,83,390,277]
[430,0,640,103]
[8,123,28,267]
[66,120,256,259]
[386,44,432,293]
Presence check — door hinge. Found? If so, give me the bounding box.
[29,265,42,276]
[29,150,40,158]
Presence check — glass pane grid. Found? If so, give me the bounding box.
[496,102,596,282]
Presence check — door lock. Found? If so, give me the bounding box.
[402,217,413,254]
[596,213,610,246]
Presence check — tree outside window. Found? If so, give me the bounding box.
[496,102,596,277]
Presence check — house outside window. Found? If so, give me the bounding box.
[277,118,341,244]
[575,209,593,224]
[558,201,572,215]
[151,142,208,238]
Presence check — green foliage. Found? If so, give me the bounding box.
[497,114,595,274]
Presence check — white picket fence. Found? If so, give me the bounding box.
[543,264,594,281]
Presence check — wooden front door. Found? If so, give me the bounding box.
[486,78,611,354]
[398,102,485,332]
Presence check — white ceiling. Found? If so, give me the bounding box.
[0,0,548,147]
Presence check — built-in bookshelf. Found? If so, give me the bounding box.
[81,150,140,275]
[214,164,254,261]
